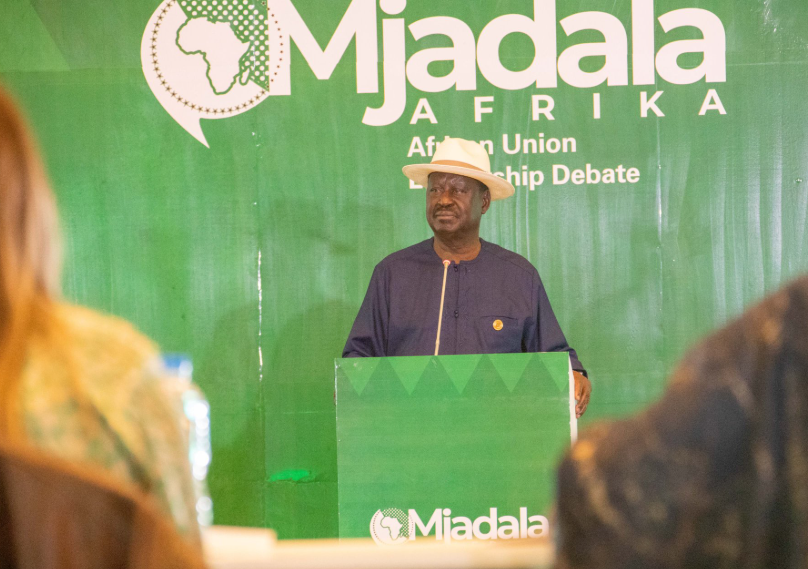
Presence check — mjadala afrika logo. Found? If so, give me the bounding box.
[142,0,727,147]
[369,507,549,545]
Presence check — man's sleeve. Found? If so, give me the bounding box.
[530,271,587,377]
[342,264,388,358]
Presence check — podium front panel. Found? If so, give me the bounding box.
[335,353,574,543]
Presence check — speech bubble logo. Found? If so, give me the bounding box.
[141,0,289,146]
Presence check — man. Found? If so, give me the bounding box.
[343,137,591,417]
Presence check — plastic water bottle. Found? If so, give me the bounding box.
[161,354,213,527]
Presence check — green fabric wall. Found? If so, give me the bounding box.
[2,0,807,538]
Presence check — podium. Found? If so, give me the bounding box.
[334,353,576,543]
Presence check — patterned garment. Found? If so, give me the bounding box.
[555,276,808,569]
[19,303,201,545]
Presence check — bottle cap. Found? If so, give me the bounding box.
[162,353,193,379]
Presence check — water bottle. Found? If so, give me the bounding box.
[161,354,214,527]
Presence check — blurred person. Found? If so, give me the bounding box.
[555,276,808,569]
[0,440,206,568]
[0,85,200,545]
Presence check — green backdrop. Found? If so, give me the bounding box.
[2,0,807,538]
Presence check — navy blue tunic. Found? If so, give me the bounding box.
[343,239,586,375]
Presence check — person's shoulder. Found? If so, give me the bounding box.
[481,241,539,277]
[376,239,434,268]
[49,305,161,393]
[55,304,159,365]
[24,304,167,459]
[47,304,173,446]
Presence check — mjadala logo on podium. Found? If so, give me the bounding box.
[369,506,549,545]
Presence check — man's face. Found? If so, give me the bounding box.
[426,172,491,239]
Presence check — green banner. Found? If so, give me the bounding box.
[1,0,807,538]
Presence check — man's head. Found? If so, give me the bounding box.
[426,172,490,240]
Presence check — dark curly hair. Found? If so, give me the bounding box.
[556,276,808,569]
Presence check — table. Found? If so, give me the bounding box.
[203,526,554,569]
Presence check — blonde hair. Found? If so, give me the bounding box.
[0,86,62,437]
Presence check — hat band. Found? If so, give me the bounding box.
[430,160,488,174]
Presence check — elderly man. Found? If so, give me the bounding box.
[343,137,591,417]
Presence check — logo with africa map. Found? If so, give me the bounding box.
[370,508,410,545]
[141,0,288,146]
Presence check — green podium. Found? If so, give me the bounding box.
[335,353,576,544]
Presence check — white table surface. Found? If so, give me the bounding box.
[203,526,554,569]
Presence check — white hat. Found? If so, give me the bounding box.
[402,137,515,200]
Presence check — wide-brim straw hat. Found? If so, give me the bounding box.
[402,137,515,200]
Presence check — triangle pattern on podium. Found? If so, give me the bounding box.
[388,356,432,395]
[488,353,534,392]
[358,358,411,399]
[438,354,483,394]
[411,357,460,399]
[511,354,566,398]
[461,355,510,398]
[540,353,571,394]
[338,358,381,396]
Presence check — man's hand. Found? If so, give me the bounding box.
[573,371,591,419]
